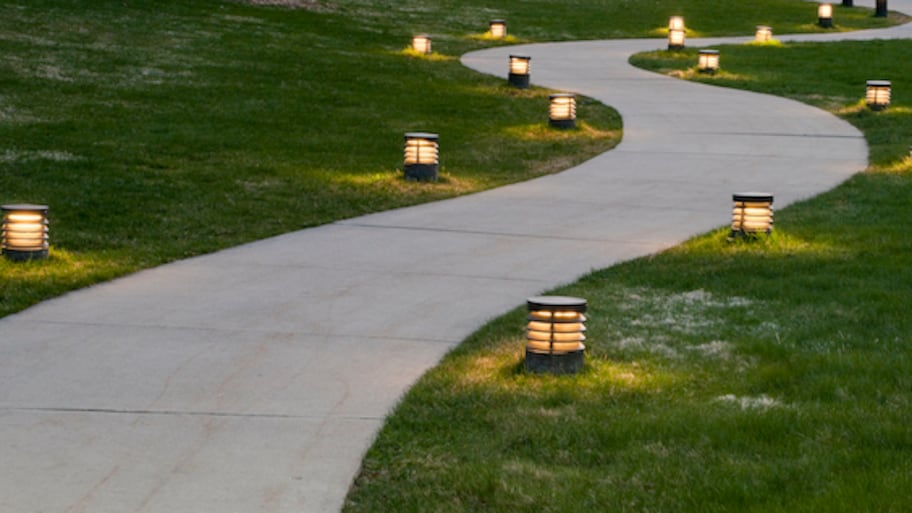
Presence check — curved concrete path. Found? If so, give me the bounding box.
[1,2,907,512]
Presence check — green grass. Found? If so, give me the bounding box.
[343,14,912,513]
[0,0,901,317]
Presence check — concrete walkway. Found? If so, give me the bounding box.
[1,2,907,512]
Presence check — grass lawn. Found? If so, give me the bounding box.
[0,0,898,316]
[343,11,912,513]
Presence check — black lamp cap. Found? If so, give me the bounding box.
[527,296,587,312]
[732,192,773,203]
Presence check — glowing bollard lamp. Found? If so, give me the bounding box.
[525,296,587,375]
[731,193,774,236]
[818,4,834,27]
[2,204,49,261]
[876,0,887,17]
[403,132,439,181]
[755,25,773,42]
[866,80,891,111]
[668,16,685,31]
[508,54,531,88]
[548,93,576,129]
[489,19,507,38]
[412,33,431,54]
[668,28,685,50]
[698,49,720,74]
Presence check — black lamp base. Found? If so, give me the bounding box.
[3,248,48,261]
[525,349,584,375]
[508,73,530,88]
[404,163,438,181]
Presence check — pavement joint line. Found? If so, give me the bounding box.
[337,221,699,243]
[6,319,462,345]
[614,147,868,160]
[2,406,386,422]
[687,131,865,139]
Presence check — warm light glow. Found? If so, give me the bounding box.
[668,28,685,49]
[412,34,431,54]
[866,80,891,111]
[818,4,833,27]
[509,55,530,75]
[698,49,720,73]
[549,93,576,128]
[524,296,588,378]
[755,25,773,42]
[403,133,438,165]
[489,19,506,38]
[2,204,49,260]
[731,193,774,235]
[668,16,685,31]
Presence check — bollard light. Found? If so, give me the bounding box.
[668,15,685,31]
[876,0,887,17]
[731,193,774,236]
[525,296,587,375]
[755,25,773,42]
[412,33,431,54]
[818,4,834,27]
[403,132,439,181]
[508,54,531,88]
[698,49,720,74]
[548,93,576,129]
[2,204,49,261]
[489,19,507,38]
[668,28,685,50]
[866,80,891,111]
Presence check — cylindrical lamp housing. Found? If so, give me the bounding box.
[731,193,774,236]
[412,34,431,54]
[548,93,576,129]
[866,80,891,111]
[2,204,49,261]
[489,19,507,38]
[668,28,685,50]
[525,296,587,375]
[403,132,439,181]
[698,49,720,74]
[668,16,685,31]
[508,55,531,88]
[755,25,773,42]
[876,0,887,17]
[818,4,834,27]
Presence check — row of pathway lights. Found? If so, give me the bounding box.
[527,191,776,376]
[403,20,580,181]
[1,204,49,262]
[407,9,882,372]
[672,12,894,111]
[673,0,889,50]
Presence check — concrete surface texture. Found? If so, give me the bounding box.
[1,1,908,512]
